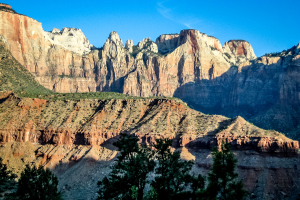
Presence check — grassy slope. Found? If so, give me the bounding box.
[0,42,53,96]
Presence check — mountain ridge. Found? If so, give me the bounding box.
[0,5,300,141]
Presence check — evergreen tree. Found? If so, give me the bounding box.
[205,142,247,200]
[97,133,155,200]
[14,165,62,200]
[151,138,205,200]
[0,157,17,193]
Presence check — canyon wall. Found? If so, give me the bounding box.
[1,6,300,138]
[0,91,298,154]
[0,8,253,96]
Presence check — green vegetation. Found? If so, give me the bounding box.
[0,158,62,200]
[0,158,17,194]
[7,165,62,200]
[210,46,218,51]
[131,45,140,58]
[228,40,247,43]
[0,43,54,96]
[57,74,78,79]
[97,135,246,200]
[16,91,183,102]
[150,139,205,199]
[97,133,156,200]
[130,44,165,59]
[264,45,297,57]
[206,142,247,200]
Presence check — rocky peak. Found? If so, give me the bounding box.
[137,38,158,53]
[51,28,60,34]
[125,39,134,53]
[44,27,93,55]
[176,29,224,54]
[295,42,300,55]
[107,31,123,47]
[0,3,16,14]
[156,34,180,54]
[0,3,12,9]
[223,40,256,61]
[103,31,125,59]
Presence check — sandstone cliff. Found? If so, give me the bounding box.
[45,27,94,55]
[0,91,298,154]
[0,7,253,96]
[1,5,300,141]
[0,36,52,94]
[223,40,256,62]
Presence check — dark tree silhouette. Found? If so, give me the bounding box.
[151,138,205,200]
[14,165,62,200]
[0,157,17,194]
[205,142,247,200]
[97,133,155,200]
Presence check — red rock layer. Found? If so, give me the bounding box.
[0,92,297,154]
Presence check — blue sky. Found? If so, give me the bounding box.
[4,0,300,57]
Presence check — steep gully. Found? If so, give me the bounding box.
[1,7,300,140]
[0,5,300,199]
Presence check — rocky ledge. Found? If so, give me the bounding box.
[0,92,298,154]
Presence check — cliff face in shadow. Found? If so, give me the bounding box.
[1,142,300,200]
[0,91,298,154]
[1,5,300,140]
[174,50,300,140]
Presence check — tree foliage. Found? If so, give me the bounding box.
[151,139,205,200]
[13,165,62,200]
[0,157,17,193]
[97,133,155,200]
[97,135,247,200]
[205,142,248,200]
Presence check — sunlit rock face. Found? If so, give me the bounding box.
[125,39,133,53]
[156,34,180,53]
[2,5,300,139]
[45,27,94,55]
[222,40,256,64]
[0,91,298,155]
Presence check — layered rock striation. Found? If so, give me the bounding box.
[0,7,253,96]
[1,5,300,140]
[0,92,298,154]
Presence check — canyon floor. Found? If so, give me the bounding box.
[0,142,300,200]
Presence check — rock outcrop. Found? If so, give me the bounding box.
[45,27,94,55]
[0,92,298,154]
[137,37,158,53]
[295,42,300,55]
[0,3,15,14]
[1,5,300,141]
[125,39,133,53]
[156,34,180,53]
[223,40,256,61]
